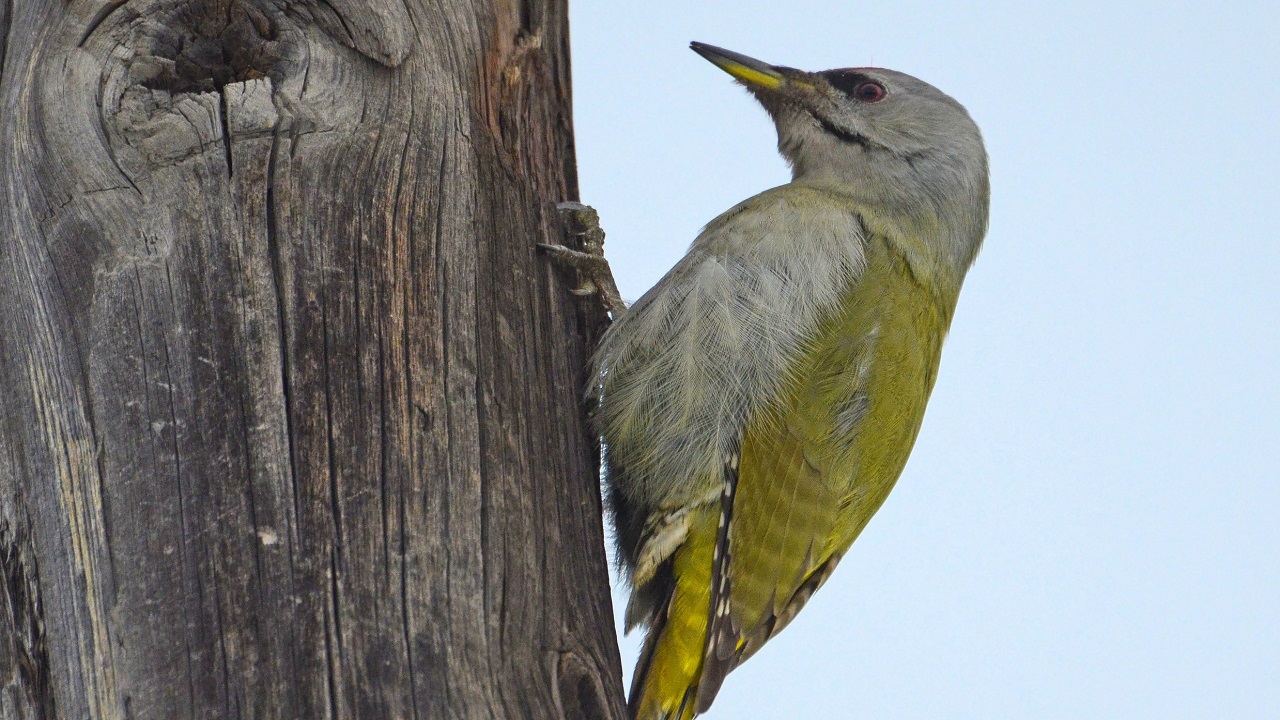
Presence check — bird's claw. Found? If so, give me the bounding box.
[540,203,626,317]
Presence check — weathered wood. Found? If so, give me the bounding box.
[0,1,625,718]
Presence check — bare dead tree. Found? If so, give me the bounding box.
[0,1,625,718]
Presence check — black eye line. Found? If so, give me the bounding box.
[823,70,870,97]
[809,111,871,149]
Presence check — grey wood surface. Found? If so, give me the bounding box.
[0,1,624,717]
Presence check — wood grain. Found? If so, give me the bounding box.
[0,1,624,717]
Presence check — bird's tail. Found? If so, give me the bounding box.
[628,509,720,720]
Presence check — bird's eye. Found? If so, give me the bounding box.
[854,81,886,103]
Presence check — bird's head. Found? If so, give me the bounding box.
[691,42,989,262]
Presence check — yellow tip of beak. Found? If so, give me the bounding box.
[690,42,785,90]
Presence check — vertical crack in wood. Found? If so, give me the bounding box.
[0,0,12,88]
[219,88,235,177]
[1,519,57,719]
[321,591,339,719]
[389,84,423,720]
[261,118,304,625]
[326,544,343,717]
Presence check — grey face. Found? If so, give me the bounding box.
[806,68,978,152]
[749,65,986,183]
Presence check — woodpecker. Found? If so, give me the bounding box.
[577,42,988,719]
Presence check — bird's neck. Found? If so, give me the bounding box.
[790,166,985,289]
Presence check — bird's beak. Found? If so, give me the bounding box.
[690,42,800,91]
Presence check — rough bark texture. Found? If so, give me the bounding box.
[0,1,625,718]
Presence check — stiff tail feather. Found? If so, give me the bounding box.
[631,463,740,720]
[628,505,720,720]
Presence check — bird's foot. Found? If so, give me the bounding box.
[539,202,626,318]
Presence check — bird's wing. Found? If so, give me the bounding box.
[690,307,867,712]
[695,235,952,712]
[629,289,878,720]
[627,235,950,719]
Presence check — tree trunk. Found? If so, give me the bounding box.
[0,1,624,718]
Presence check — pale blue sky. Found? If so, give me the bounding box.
[568,1,1280,718]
